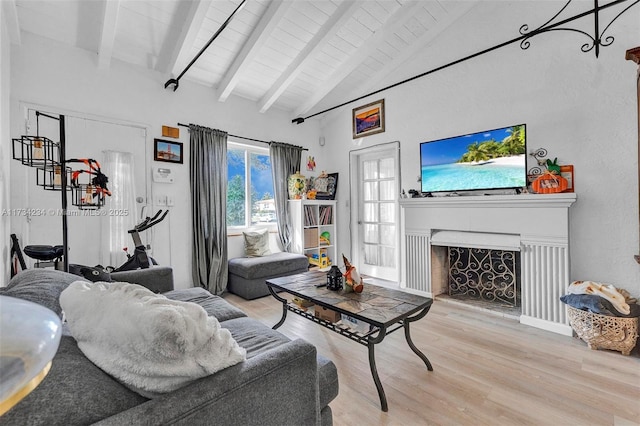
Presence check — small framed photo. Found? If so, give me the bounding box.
[315,173,339,200]
[560,165,574,192]
[154,139,183,164]
[352,99,385,139]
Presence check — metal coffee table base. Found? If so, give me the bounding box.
[268,286,433,412]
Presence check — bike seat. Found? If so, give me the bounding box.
[24,245,64,261]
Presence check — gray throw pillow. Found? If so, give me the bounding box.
[243,229,271,257]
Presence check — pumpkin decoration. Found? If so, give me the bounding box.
[546,158,561,174]
[531,171,568,194]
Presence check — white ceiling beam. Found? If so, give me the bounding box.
[258,0,364,114]
[98,0,120,69]
[156,0,211,75]
[217,0,292,102]
[343,2,480,106]
[2,0,22,45]
[293,1,426,118]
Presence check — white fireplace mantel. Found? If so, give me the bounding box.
[399,193,577,209]
[400,193,577,335]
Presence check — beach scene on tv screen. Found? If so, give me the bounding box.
[421,125,526,192]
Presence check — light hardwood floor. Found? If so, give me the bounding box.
[223,293,640,426]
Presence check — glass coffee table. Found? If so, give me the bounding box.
[266,270,433,412]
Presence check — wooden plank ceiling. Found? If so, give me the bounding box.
[11,0,477,118]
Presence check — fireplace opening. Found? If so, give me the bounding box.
[431,245,522,317]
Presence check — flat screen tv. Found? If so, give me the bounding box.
[420,124,527,194]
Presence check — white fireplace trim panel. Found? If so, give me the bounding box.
[431,230,521,251]
[400,193,577,336]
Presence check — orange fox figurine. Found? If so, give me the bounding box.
[342,254,364,293]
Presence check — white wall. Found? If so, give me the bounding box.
[9,32,328,288]
[321,1,640,295]
[1,5,12,284]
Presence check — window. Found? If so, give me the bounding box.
[227,142,275,228]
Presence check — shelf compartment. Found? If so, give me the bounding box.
[303,228,319,248]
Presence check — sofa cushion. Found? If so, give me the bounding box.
[60,281,246,398]
[222,317,339,410]
[164,287,246,322]
[2,335,148,425]
[221,317,292,359]
[228,252,309,279]
[110,266,174,293]
[0,269,84,318]
[317,354,339,409]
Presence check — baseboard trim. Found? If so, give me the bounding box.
[520,315,573,336]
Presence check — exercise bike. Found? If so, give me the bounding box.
[112,209,168,272]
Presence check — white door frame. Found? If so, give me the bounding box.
[349,141,401,283]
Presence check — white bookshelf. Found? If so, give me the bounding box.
[289,200,338,270]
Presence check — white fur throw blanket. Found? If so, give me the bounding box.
[60,281,246,397]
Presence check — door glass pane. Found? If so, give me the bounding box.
[363,160,378,180]
[363,182,378,201]
[363,202,378,222]
[379,158,395,178]
[364,224,378,244]
[379,202,395,223]
[380,224,395,246]
[380,246,396,267]
[227,149,246,226]
[380,181,395,200]
[364,244,378,265]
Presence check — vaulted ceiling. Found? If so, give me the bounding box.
[6,0,478,118]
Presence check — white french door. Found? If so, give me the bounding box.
[349,142,400,282]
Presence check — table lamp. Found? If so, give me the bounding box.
[0,295,62,416]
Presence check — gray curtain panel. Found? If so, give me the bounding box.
[269,142,302,252]
[189,124,228,295]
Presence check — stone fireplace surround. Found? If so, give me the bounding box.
[400,193,577,335]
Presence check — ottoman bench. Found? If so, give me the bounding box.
[227,252,309,300]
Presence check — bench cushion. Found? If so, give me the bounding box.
[228,252,308,279]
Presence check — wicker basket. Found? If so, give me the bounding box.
[567,306,639,355]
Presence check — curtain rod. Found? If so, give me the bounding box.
[176,123,308,151]
[165,0,247,92]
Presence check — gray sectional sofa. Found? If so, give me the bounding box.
[1,268,338,425]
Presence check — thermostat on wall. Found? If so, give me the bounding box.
[153,167,174,183]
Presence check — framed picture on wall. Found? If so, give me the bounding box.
[154,139,183,164]
[352,99,385,139]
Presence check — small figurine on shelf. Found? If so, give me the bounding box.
[342,254,363,293]
[307,188,317,200]
[319,231,330,245]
